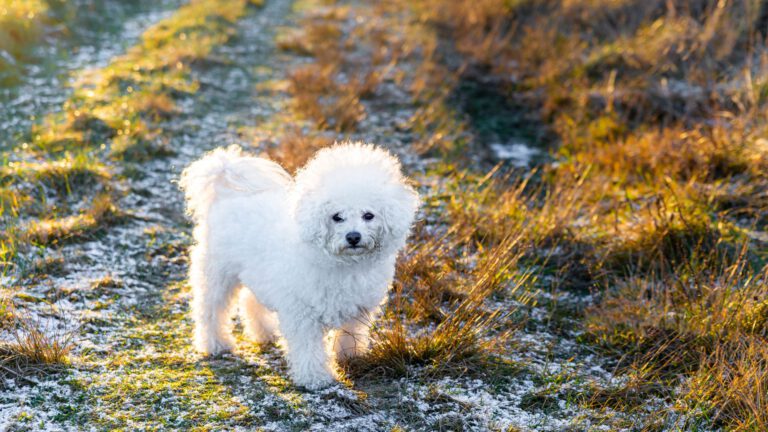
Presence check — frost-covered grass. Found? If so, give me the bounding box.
[276,0,768,429]
[0,0,50,84]
[323,0,768,429]
[1,0,262,421]
[0,298,73,386]
[0,1,162,86]
[1,0,260,272]
[2,0,768,430]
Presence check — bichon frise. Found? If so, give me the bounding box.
[179,142,419,389]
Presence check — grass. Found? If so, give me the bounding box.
[1,0,260,276]
[277,3,545,383]
[0,0,50,85]
[687,338,768,430]
[79,281,269,429]
[1,153,111,198]
[287,62,367,131]
[0,299,74,387]
[25,193,122,246]
[1,0,263,403]
[264,129,334,173]
[382,0,767,428]
[280,4,391,132]
[277,0,768,428]
[2,0,768,429]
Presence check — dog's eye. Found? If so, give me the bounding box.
[363,212,374,221]
[332,213,344,223]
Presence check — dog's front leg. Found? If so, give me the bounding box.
[280,318,335,390]
[334,314,373,360]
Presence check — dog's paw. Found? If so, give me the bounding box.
[195,336,235,357]
[244,327,277,345]
[293,373,336,391]
[290,365,336,391]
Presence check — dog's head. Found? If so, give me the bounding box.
[292,143,419,262]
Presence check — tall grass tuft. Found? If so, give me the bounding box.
[0,299,74,386]
[344,173,538,380]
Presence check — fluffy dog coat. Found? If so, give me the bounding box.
[179,143,419,389]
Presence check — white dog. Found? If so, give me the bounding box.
[179,142,419,389]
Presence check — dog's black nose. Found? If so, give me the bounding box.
[346,231,362,246]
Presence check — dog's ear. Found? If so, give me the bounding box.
[379,181,420,247]
[294,189,329,245]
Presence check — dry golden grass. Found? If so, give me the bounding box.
[280,4,397,133]
[344,228,527,380]
[263,129,334,174]
[342,171,541,380]
[688,339,768,431]
[586,248,767,351]
[221,1,768,423]
[314,0,768,427]
[277,19,344,58]
[287,63,366,132]
[0,300,74,386]
[25,193,120,246]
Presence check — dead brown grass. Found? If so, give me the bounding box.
[138,0,768,425]
[688,338,768,431]
[277,19,344,59]
[583,246,768,426]
[263,129,334,174]
[287,63,366,132]
[324,0,768,427]
[25,193,121,246]
[344,230,527,379]
[0,301,74,386]
[343,171,541,380]
[280,3,400,133]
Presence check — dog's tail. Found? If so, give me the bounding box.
[179,145,291,222]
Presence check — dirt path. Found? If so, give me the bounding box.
[0,1,646,431]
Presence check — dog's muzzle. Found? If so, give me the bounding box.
[345,231,362,246]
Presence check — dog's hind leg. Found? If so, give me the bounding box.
[239,289,278,343]
[190,246,238,356]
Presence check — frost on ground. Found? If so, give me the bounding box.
[489,142,540,168]
[0,0,675,431]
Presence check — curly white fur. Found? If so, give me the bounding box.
[179,142,419,390]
